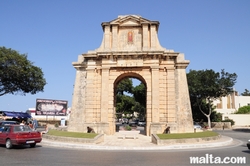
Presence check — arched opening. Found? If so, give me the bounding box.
[113,73,147,135]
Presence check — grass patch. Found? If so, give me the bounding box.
[47,129,98,138]
[157,131,218,139]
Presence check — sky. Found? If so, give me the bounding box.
[0,0,250,112]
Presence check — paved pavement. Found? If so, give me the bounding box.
[41,132,236,151]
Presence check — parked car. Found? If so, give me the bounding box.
[121,118,129,124]
[0,121,19,131]
[129,121,137,127]
[247,139,250,150]
[0,124,42,149]
[193,122,202,130]
[138,121,146,126]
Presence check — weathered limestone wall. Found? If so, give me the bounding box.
[67,67,87,132]
[175,54,194,133]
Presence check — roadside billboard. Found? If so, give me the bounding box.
[36,99,68,116]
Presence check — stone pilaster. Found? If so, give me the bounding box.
[142,23,149,50]
[150,25,156,49]
[166,68,176,127]
[112,25,118,50]
[151,66,159,122]
[101,68,109,123]
[104,25,111,50]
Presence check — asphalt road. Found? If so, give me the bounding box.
[0,130,249,166]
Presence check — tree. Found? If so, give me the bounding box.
[115,78,134,117]
[241,89,250,96]
[0,46,46,96]
[131,101,145,120]
[191,92,222,124]
[187,69,237,128]
[116,78,133,95]
[115,78,147,120]
[132,83,146,119]
[116,94,135,115]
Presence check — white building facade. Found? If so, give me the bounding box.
[213,91,250,126]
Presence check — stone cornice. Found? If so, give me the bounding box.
[72,62,87,70]
[175,61,190,69]
[82,51,179,58]
[101,15,160,31]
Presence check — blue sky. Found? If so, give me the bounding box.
[1,0,250,112]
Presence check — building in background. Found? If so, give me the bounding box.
[213,91,250,126]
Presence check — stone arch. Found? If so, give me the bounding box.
[113,72,147,105]
[113,72,148,134]
[114,72,146,87]
[67,15,194,136]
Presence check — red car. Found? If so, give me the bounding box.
[0,124,42,149]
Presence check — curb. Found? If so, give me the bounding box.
[40,135,234,151]
[42,133,104,144]
[152,134,221,145]
[232,128,250,133]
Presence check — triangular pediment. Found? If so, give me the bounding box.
[120,19,139,26]
[109,15,152,26]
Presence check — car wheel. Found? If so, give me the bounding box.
[30,143,36,148]
[6,139,13,149]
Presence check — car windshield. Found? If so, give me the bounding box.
[14,125,32,132]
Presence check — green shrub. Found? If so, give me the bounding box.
[54,123,59,127]
[222,119,235,126]
[235,106,250,114]
[211,111,222,122]
[125,125,132,131]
